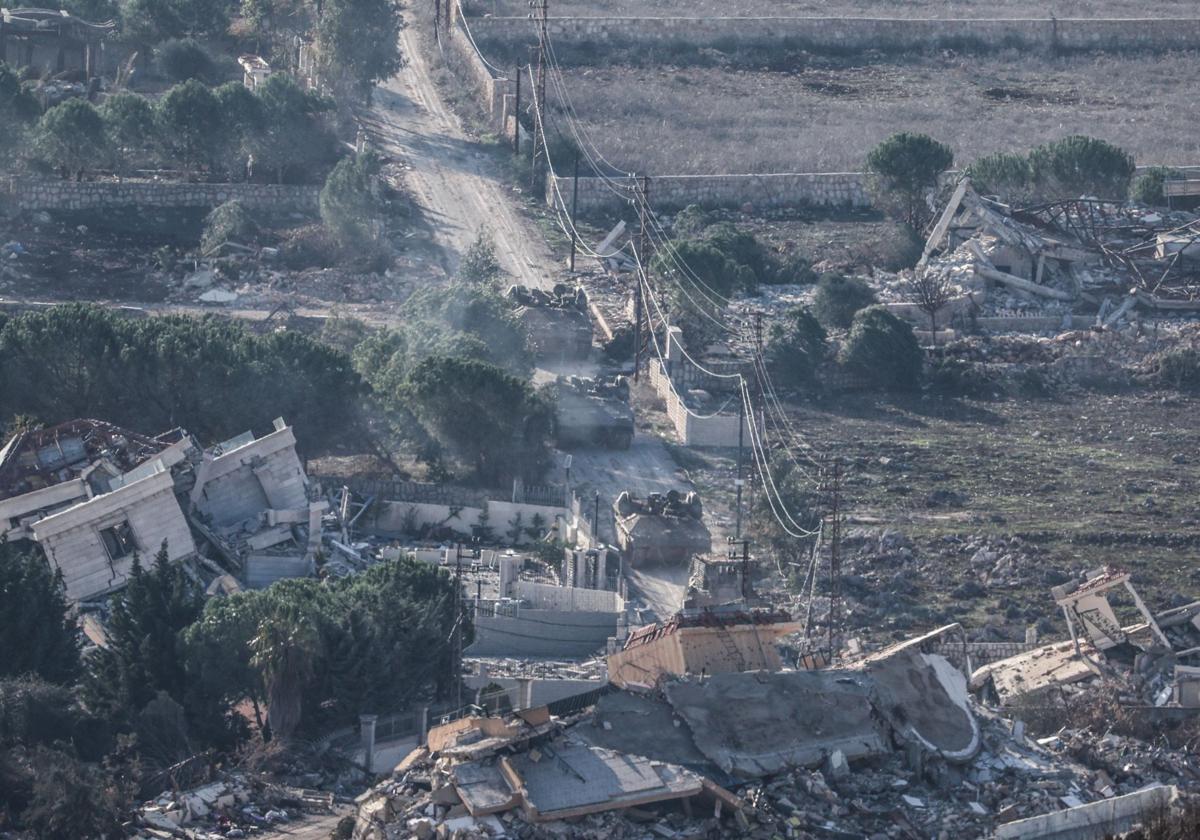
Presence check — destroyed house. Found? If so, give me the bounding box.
[0,7,115,79]
[0,417,315,601]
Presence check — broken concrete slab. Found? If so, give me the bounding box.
[574,690,713,771]
[502,741,706,822]
[971,640,1100,705]
[451,761,519,816]
[664,670,889,777]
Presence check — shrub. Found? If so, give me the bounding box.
[866,132,954,229]
[1028,135,1135,201]
[156,79,222,172]
[320,152,384,246]
[811,272,877,329]
[100,91,157,172]
[766,306,827,388]
[1146,348,1200,392]
[966,151,1036,205]
[672,204,710,238]
[1130,166,1183,207]
[927,359,995,399]
[841,305,923,391]
[158,38,215,82]
[201,200,257,255]
[772,249,817,284]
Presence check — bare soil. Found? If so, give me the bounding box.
[539,53,1200,174]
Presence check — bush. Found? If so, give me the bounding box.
[766,307,827,388]
[966,151,1036,205]
[772,249,817,284]
[320,152,384,246]
[158,38,215,82]
[1028,135,1135,201]
[811,272,877,329]
[927,358,995,399]
[201,200,257,255]
[841,305,923,391]
[1146,348,1200,392]
[1130,166,1183,207]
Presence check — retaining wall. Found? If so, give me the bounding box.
[468,16,1200,54]
[547,171,869,214]
[367,498,567,545]
[468,608,618,657]
[3,177,320,214]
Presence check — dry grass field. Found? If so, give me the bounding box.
[469,0,1200,19]
[536,52,1200,174]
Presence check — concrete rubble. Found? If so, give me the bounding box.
[350,610,1198,840]
[0,416,321,602]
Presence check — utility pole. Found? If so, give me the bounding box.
[632,175,649,382]
[735,393,745,539]
[434,0,441,39]
[727,536,751,600]
[826,458,842,658]
[569,152,580,271]
[453,543,463,710]
[513,63,521,155]
[528,0,548,190]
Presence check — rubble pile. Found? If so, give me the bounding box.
[135,773,338,839]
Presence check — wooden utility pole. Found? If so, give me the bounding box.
[826,458,842,658]
[735,392,745,538]
[570,152,580,271]
[453,543,463,710]
[434,0,441,38]
[529,0,549,190]
[632,175,650,382]
[513,63,521,155]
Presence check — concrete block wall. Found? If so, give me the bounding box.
[547,172,869,214]
[511,579,623,612]
[469,15,1200,55]
[367,498,568,545]
[3,177,320,214]
[469,609,618,657]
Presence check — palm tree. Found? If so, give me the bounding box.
[250,607,319,741]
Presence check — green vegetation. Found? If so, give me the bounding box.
[0,61,39,154]
[766,306,827,388]
[1130,166,1184,207]
[403,355,552,485]
[968,136,1135,204]
[811,272,878,330]
[320,152,384,246]
[34,99,106,178]
[841,305,923,391]
[201,199,258,253]
[0,543,80,685]
[0,305,362,448]
[100,91,157,174]
[157,37,216,82]
[866,132,954,229]
[315,0,403,96]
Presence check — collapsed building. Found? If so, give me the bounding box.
[909,178,1200,334]
[972,565,1200,710]
[0,417,322,601]
[551,374,634,450]
[351,617,1190,840]
[613,489,711,567]
[0,7,115,80]
[505,283,593,361]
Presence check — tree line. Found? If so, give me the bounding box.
[0,540,461,837]
[13,71,338,182]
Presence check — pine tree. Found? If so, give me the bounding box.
[0,542,81,685]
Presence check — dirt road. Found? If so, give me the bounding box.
[362,24,561,289]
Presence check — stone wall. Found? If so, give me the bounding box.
[548,171,869,214]
[3,177,320,215]
[469,15,1200,55]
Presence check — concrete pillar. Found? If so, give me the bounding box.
[515,677,534,711]
[360,714,378,773]
[498,553,518,598]
[596,549,607,591]
[419,706,429,746]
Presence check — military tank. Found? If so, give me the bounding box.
[552,375,634,450]
[505,283,593,361]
